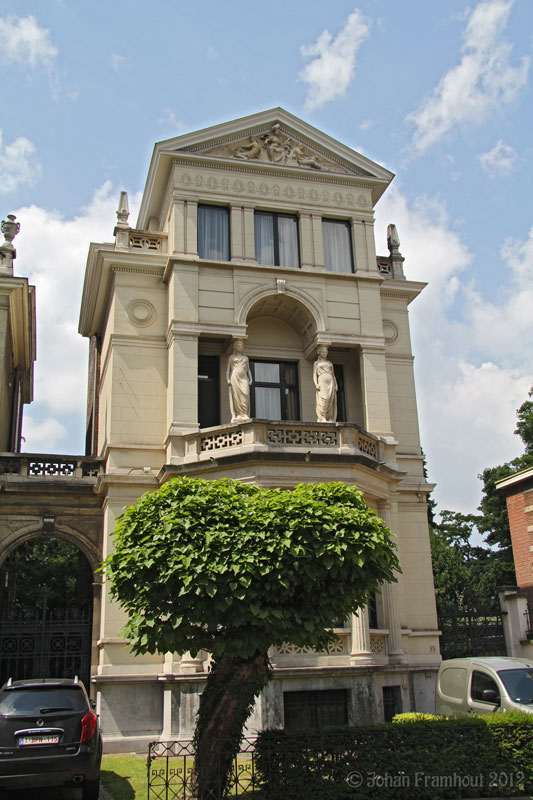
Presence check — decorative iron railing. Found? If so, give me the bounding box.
[147,737,261,800]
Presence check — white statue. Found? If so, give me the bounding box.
[313,345,337,423]
[226,339,252,422]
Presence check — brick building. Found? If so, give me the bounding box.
[497,467,533,608]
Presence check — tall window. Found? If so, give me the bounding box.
[322,219,353,273]
[198,356,220,429]
[255,212,299,268]
[250,360,299,421]
[198,205,229,261]
[333,364,346,422]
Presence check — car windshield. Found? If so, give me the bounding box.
[0,687,86,715]
[498,669,533,704]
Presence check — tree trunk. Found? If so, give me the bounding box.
[193,650,272,800]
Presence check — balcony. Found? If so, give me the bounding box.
[170,420,384,468]
[0,453,103,479]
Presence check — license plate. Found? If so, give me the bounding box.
[19,735,59,746]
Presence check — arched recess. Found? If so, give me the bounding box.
[239,293,323,423]
[0,528,99,690]
[238,286,325,352]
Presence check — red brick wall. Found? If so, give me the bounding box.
[506,487,533,606]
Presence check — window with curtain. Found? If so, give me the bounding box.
[198,205,230,261]
[254,212,299,268]
[250,360,299,421]
[322,219,353,273]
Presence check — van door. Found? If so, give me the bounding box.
[468,669,501,714]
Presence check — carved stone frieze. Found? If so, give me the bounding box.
[176,169,371,210]
[195,124,354,175]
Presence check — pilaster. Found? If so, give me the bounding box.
[358,344,393,437]
[378,500,405,662]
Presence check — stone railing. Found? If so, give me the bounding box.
[179,420,383,465]
[0,453,103,479]
[369,631,389,655]
[274,632,350,657]
[128,229,167,253]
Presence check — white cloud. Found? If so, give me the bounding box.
[479,139,517,175]
[22,417,68,452]
[158,109,185,131]
[375,187,533,514]
[110,53,126,72]
[0,15,57,69]
[299,9,370,112]
[0,130,41,194]
[14,183,142,453]
[407,0,529,153]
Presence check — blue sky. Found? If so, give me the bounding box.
[1,0,532,518]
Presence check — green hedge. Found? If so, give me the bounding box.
[255,713,533,800]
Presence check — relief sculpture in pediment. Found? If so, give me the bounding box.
[201,125,350,174]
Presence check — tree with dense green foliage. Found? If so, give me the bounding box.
[431,387,533,618]
[104,477,399,800]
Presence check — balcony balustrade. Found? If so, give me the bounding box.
[178,420,383,466]
[0,453,103,479]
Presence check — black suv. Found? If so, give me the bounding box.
[0,677,102,799]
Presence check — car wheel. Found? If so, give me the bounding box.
[82,775,100,800]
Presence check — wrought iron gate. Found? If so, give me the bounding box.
[438,606,506,660]
[0,602,92,687]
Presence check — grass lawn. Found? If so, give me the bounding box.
[101,754,147,800]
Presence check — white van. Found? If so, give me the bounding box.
[436,657,533,717]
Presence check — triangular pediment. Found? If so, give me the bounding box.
[138,108,394,227]
[180,124,368,177]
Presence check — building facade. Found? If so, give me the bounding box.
[77,109,440,750]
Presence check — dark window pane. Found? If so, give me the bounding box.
[284,690,348,731]
[471,671,500,702]
[285,387,299,421]
[383,686,402,722]
[283,363,297,385]
[333,364,346,422]
[198,356,220,428]
[198,206,229,261]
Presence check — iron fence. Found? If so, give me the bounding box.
[438,606,506,660]
[147,737,263,800]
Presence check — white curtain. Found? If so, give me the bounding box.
[198,206,229,260]
[322,220,353,273]
[254,214,275,265]
[277,216,299,268]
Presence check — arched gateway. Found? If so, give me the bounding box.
[0,536,94,688]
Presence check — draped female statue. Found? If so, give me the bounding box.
[226,339,252,422]
[313,345,337,423]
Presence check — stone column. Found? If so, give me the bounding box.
[311,214,324,268]
[185,200,198,257]
[378,500,405,662]
[243,206,256,262]
[299,213,314,268]
[350,606,374,665]
[230,205,243,261]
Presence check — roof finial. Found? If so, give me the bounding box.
[386,223,405,280]
[116,191,129,227]
[114,191,130,250]
[0,214,20,275]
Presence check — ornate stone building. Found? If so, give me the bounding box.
[76,108,440,750]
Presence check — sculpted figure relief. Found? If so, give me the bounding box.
[227,339,252,423]
[226,125,327,170]
[313,346,337,423]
